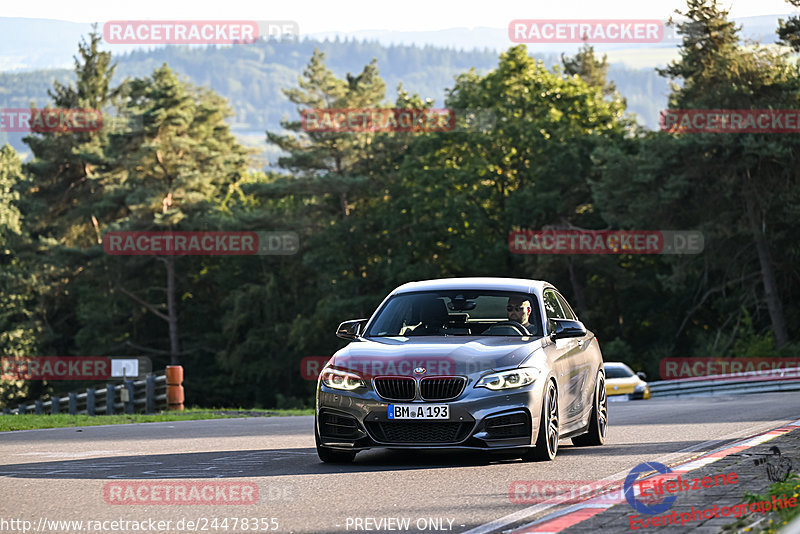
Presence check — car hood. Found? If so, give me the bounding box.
[606,376,646,394]
[329,336,545,378]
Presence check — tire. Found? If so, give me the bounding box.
[523,380,559,461]
[315,419,356,463]
[572,371,608,447]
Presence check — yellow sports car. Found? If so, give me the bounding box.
[605,362,650,400]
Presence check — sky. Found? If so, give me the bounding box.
[6,0,798,33]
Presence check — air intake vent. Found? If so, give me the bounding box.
[365,421,472,443]
[373,377,416,401]
[419,377,466,401]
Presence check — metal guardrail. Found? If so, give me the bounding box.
[649,367,800,398]
[0,373,167,415]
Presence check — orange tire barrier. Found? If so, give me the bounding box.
[165,365,184,411]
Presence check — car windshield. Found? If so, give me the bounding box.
[365,290,543,337]
[605,364,635,379]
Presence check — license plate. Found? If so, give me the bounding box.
[388,404,449,420]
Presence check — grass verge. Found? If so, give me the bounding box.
[743,473,800,533]
[0,407,314,432]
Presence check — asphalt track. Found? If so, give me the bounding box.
[1,392,799,534]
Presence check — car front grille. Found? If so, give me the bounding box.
[319,412,360,439]
[365,421,472,443]
[419,377,466,401]
[373,377,416,401]
[484,412,530,438]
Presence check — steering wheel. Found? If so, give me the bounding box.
[483,320,530,336]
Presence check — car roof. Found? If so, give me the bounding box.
[390,277,554,296]
[604,362,633,370]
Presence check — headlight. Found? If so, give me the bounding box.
[321,368,366,391]
[476,368,540,390]
[634,383,646,392]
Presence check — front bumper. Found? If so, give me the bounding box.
[316,383,542,451]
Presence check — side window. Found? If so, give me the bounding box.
[555,292,577,320]
[543,290,566,323]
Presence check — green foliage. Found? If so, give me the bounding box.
[743,474,800,532]
[1,12,799,409]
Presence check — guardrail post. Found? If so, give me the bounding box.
[35,400,42,415]
[51,396,59,415]
[124,380,134,414]
[145,374,155,414]
[106,384,114,415]
[2,408,9,415]
[68,393,77,415]
[165,366,184,411]
[18,404,25,415]
[87,388,95,416]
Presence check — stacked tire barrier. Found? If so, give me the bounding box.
[166,365,184,411]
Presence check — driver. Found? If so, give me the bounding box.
[507,296,534,334]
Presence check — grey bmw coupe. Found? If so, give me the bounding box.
[315,277,607,463]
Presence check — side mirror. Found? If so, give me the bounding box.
[336,319,368,340]
[550,318,587,340]
[637,371,647,380]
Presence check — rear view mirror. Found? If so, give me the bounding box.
[637,371,647,380]
[550,318,587,340]
[336,319,368,340]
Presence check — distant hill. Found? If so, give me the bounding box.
[0,15,792,70]
[0,33,676,165]
[8,13,790,163]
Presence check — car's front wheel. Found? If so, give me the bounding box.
[523,380,559,461]
[572,371,608,447]
[315,419,356,463]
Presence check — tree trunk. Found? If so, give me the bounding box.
[744,172,788,347]
[567,257,588,318]
[164,256,181,364]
